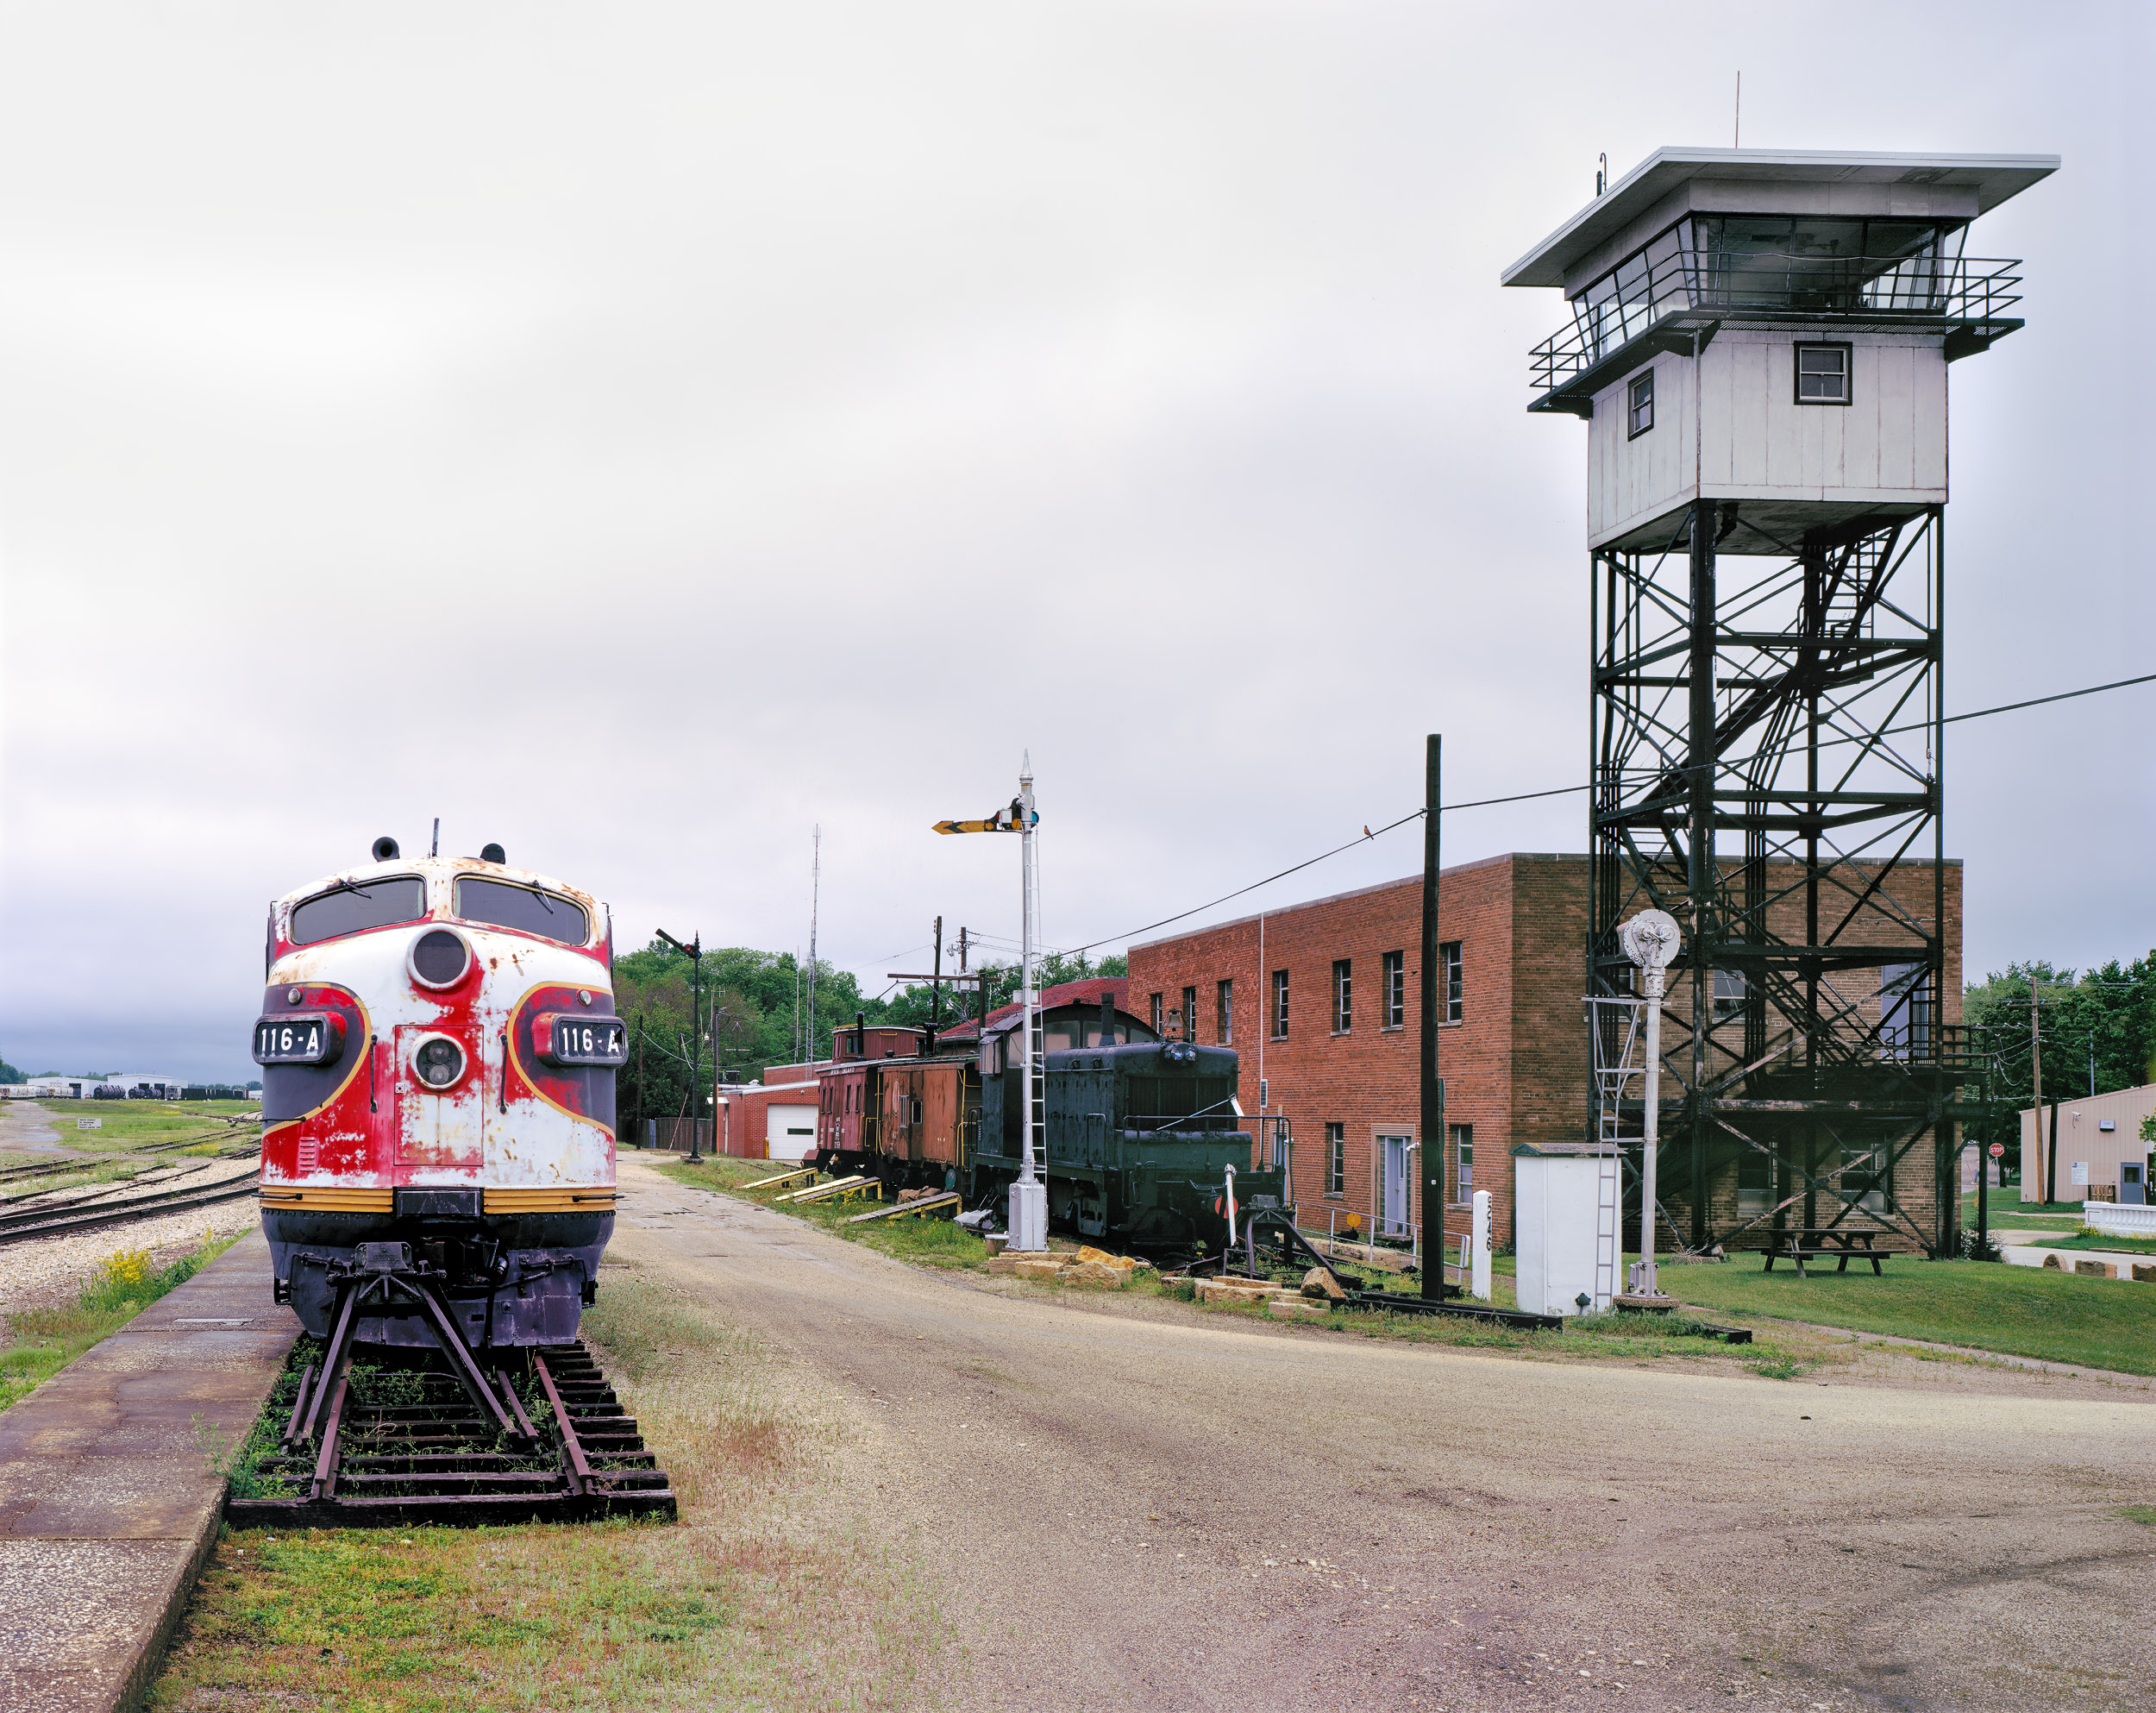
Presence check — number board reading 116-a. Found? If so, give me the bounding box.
[252,1013,346,1065]
[537,1014,630,1068]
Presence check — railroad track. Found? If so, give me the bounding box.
[232,1340,675,1528]
[0,1173,259,1246]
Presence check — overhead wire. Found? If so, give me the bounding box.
[1060,667,2156,957]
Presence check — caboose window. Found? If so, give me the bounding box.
[454,877,590,944]
[290,877,427,945]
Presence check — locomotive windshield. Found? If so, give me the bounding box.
[290,877,428,945]
[454,876,589,944]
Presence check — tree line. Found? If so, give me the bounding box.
[609,940,1125,1135]
[1962,953,2156,1173]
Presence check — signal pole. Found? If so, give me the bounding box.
[933,758,1045,1249]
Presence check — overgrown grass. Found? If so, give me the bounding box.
[22,1098,260,1158]
[152,1267,952,1713]
[0,1154,153,1202]
[1661,1256,2156,1376]
[0,1232,243,1415]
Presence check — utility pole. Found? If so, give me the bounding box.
[656,929,704,1161]
[808,826,821,1064]
[2030,980,2045,1202]
[930,916,943,1045]
[1419,736,1445,1299]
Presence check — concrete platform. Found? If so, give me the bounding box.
[0,1230,295,1713]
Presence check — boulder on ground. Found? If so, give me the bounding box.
[1067,1261,1125,1289]
[1269,1296,1332,1320]
[2132,1262,2155,1283]
[2041,1253,2062,1270]
[2074,1258,2115,1278]
[1300,1266,1347,1302]
[1013,1258,1069,1283]
[1075,1245,1138,1272]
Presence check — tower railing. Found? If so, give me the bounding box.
[1528,251,2023,403]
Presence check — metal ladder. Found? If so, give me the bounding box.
[1585,995,1645,1309]
[1029,1036,1048,1183]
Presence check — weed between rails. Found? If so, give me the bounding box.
[154,1269,952,1713]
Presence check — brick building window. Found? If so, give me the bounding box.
[1713,969,1746,1024]
[1149,993,1163,1035]
[1181,986,1197,1043]
[1332,960,1352,1032]
[1326,1123,1345,1196]
[1271,969,1288,1039]
[1216,979,1233,1046]
[1450,1123,1473,1200]
[1382,951,1404,1028]
[1439,942,1463,1022]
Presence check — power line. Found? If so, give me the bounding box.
[1063,668,2156,957]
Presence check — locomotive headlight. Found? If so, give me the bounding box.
[407,927,473,991]
[412,1035,467,1089]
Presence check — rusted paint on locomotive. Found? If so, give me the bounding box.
[254,850,623,1349]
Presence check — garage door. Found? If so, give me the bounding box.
[766,1103,818,1162]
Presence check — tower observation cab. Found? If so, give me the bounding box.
[1506,148,2056,1259]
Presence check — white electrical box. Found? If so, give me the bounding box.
[1513,1143,1615,1315]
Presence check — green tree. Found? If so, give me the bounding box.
[1963,953,2156,1175]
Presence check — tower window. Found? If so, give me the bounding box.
[1332,959,1352,1032]
[1626,369,1654,437]
[1795,342,1852,405]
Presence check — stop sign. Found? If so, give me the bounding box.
[1990,1143,2005,1158]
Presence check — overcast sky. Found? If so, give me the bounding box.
[0,1,2146,1078]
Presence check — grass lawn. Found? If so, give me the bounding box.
[1660,1257,2156,1376]
[1964,1189,2087,1220]
[0,1233,241,1415]
[2017,1230,2156,1256]
[153,1262,950,1712]
[15,1098,260,1160]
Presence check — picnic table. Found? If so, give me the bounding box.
[1762,1227,1895,1277]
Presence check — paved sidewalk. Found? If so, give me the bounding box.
[1999,1239,2152,1276]
[0,1231,294,1712]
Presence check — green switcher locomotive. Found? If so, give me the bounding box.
[974,1035,1289,1251]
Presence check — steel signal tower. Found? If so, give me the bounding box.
[1506,149,2055,1257]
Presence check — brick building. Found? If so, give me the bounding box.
[1125,851,1962,1252]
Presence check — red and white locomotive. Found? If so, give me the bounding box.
[254,837,625,1348]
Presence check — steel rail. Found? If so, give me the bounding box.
[0,1176,259,1246]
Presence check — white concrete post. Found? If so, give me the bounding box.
[1470,1189,1492,1300]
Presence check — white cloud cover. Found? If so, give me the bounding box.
[0,0,2147,1076]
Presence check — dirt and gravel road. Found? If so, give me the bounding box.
[610,1156,2155,1713]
